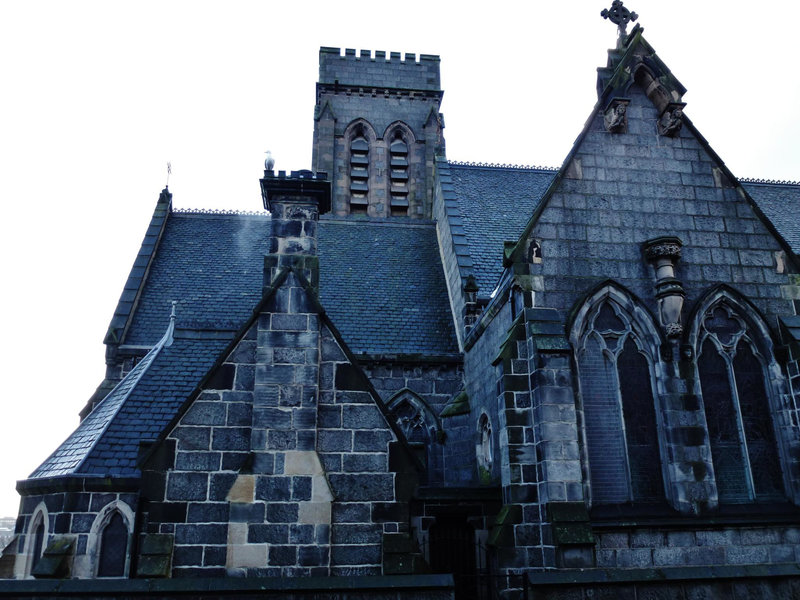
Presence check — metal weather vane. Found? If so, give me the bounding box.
[601,1,638,42]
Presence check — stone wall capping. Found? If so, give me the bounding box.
[0,573,456,596]
[526,562,800,586]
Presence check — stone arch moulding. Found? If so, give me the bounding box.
[568,280,674,508]
[686,284,799,504]
[343,118,378,142]
[382,120,416,143]
[21,501,49,578]
[568,280,665,360]
[85,500,135,579]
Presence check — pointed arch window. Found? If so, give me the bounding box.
[97,511,129,577]
[31,518,45,573]
[387,390,443,482]
[25,506,48,576]
[575,299,665,505]
[696,304,784,503]
[349,127,370,214]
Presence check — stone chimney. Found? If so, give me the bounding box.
[260,169,330,289]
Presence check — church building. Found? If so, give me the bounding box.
[4,5,800,599]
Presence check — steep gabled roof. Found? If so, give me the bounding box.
[122,211,458,356]
[29,313,181,479]
[505,27,800,272]
[444,162,556,297]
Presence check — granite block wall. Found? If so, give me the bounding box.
[530,86,795,327]
[141,268,409,577]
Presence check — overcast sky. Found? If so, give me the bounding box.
[1,0,798,518]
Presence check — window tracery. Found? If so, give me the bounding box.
[572,291,665,505]
[696,303,785,503]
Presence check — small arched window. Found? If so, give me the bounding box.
[31,519,45,573]
[387,390,442,482]
[477,414,493,477]
[696,303,785,503]
[97,511,129,577]
[572,290,665,505]
[25,505,48,577]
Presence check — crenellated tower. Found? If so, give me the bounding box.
[312,47,445,218]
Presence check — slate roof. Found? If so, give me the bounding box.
[124,212,458,356]
[318,219,457,355]
[30,331,230,479]
[29,319,178,478]
[447,163,557,296]
[745,181,800,255]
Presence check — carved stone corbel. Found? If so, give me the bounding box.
[658,102,686,137]
[643,236,685,337]
[604,98,630,133]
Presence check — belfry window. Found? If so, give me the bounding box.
[97,511,129,577]
[697,305,784,503]
[349,129,369,214]
[388,130,409,216]
[576,300,664,505]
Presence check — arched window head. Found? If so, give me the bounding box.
[695,299,785,503]
[97,511,129,577]
[571,287,665,506]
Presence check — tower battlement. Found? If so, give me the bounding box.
[318,47,440,91]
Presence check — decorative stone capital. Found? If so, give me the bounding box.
[604,98,630,133]
[658,102,686,137]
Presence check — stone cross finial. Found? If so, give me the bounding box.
[601,1,638,42]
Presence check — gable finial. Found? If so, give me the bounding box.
[601,1,638,45]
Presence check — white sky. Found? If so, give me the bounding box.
[0,0,798,518]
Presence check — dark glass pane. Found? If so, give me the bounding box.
[595,302,625,333]
[31,521,44,571]
[699,340,749,502]
[580,334,629,504]
[98,512,128,577]
[733,341,784,500]
[704,307,742,345]
[618,338,664,501]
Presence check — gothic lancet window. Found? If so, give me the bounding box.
[31,519,45,573]
[696,304,784,503]
[575,299,664,505]
[97,511,129,577]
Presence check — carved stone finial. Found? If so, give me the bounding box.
[658,103,686,137]
[601,1,638,42]
[604,98,630,133]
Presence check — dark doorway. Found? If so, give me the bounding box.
[429,516,488,600]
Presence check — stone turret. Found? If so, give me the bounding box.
[312,47,445,218]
